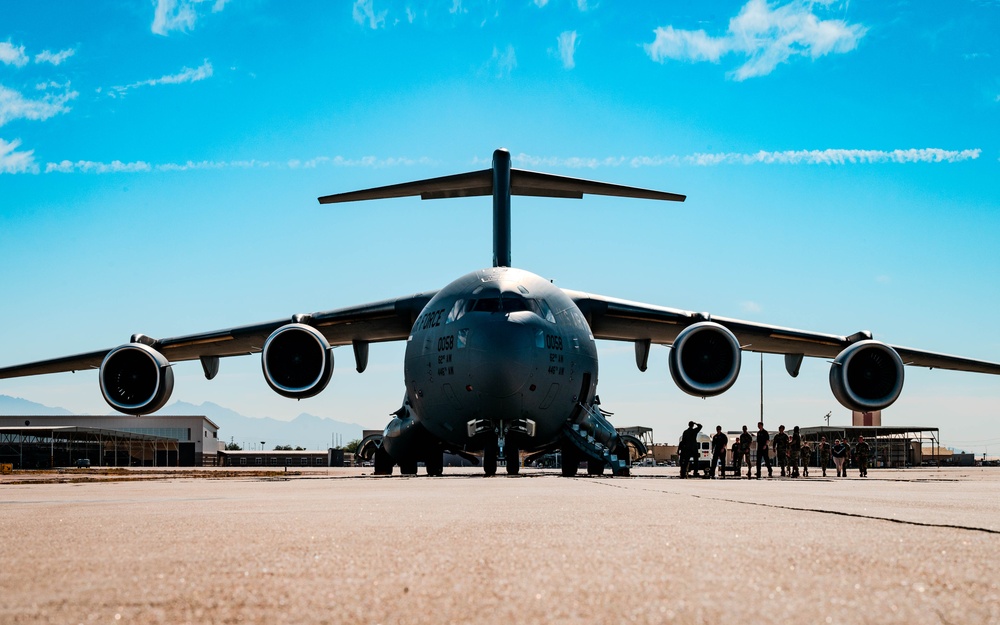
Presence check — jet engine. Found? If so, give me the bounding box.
[829,340,904,411]
[668,321,742,397]
[261,323,333,399]
[99,343,174,415]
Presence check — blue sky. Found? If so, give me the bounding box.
[2,0,998,454]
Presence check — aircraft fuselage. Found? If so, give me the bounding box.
[403,266,598,453]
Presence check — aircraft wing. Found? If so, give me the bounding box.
[567,290,1000,375]
[0,292,436,379]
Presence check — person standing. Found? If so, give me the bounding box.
[739,425,753,479]
[710,426,728,479]
[678,421,702,479]
[856,435,871,477]
[818,436,831,477]
[790,426,802,478]
[755,422,772,479]
[731,439,742,477]
[774,425,789,477]
[799,440,811,477]
[832,438,848,477]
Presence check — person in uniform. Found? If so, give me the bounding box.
[789,426,802,478]
[799,440,811,477]
[831,438,848,477]
[731,439,742,477]
[710,425,728,479]
[856,435,871,477]
[773,425,789,477]
[755,422,772,479]
[739,425,753,479]
[678,421,702,479]
[818,436,831,477]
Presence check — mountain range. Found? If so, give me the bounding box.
[0,395,365,451]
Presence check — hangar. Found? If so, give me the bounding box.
[0,414,220,468]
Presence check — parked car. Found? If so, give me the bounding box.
[75,458,91,468]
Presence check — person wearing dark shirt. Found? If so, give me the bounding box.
[731,439,742,477]
[710,425,728,479]
[678,421,702,479]
[739,426,753,479]
[773,425,789,477]
[856,435,871,477]
[818,436,832,477]
[755,422,772,479]
[831,438,848,477]
[790,426,802,478]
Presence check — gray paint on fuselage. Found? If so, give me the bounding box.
[403,267,597,452]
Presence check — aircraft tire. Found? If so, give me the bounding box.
[505,443,520,475]
[587,459,605,475]
[425,451,444,477]
[484,438,498,477]
[373,446,394,476]
[561,445,579,477]
[400,460,418,475]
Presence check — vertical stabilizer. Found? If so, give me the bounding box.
[492,148,512,268]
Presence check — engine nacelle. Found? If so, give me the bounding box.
[99,343,174,415]
[668,321,742,397]
[829,340,904,411]
[261,323,333,399]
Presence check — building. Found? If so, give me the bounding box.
[0,414,221,468]
[219,448,345,468]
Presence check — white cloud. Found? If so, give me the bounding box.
[152,0,230,36]
[1,40,29,67]
[512,148,981,169]
[0,138,39,174]
[45,160,152,174]
[487,44,517,78]
[645,0,867,80]
[684,148,982,165]
[740,301,763,313]
[353,0,387,29]
[534,0,549,6]
[108,60,213,97]
[558,31,578,69]
[34,48,76,66]
[0,84,78,127]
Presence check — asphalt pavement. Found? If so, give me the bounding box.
[1,466,998,624]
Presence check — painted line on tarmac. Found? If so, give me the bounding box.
[587,479,1000,536]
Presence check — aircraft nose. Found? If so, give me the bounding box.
[468,314,537,398]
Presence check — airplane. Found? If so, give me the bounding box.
[2,147,1000,477]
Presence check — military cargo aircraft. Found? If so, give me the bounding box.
[2,148,999,476]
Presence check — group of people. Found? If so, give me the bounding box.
[678,421,872,479]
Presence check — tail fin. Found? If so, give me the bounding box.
[318,148,685,267]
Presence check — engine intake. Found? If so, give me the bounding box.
[668,321,742,397]
[262,323,333,399]
[829,340,904,411]
[99,343,174,415]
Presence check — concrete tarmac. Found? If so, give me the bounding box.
[2,467,999,624]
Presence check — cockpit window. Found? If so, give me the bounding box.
[461,294,556,322]
[446,299,466,324]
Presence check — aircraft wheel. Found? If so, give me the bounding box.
[561,446,579,477]
[505,443,520,475]
[587,459,605,475]
[484,438,498,477]
[425,451,444,477]
[373,446,394,476]
[400,460,418,475]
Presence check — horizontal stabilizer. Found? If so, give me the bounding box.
[318,170,493,204]
[318,168,686,204]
